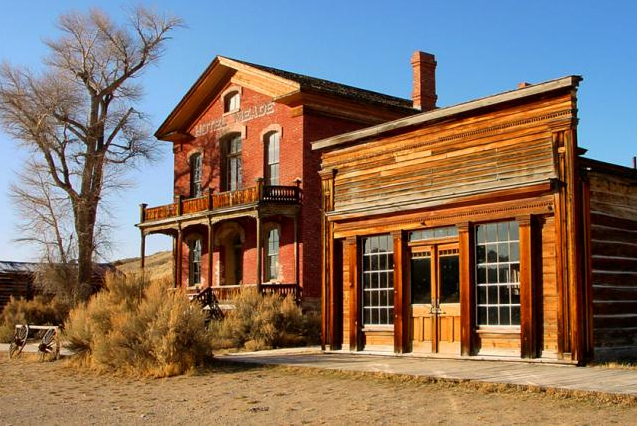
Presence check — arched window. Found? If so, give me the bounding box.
[222,134,242,191]
[190,153,203,197]
[264,132,280,186]
[265,226,280,281]
[224,91,240,113]
[188,238,202,286]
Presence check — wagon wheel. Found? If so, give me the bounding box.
[38,328,60,362]
[8,325,29,359]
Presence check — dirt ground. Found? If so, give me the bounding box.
[0,357,635,425]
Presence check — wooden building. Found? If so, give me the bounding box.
[314,56,637,363]
[137,56,423,305]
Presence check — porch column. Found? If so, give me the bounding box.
[207,218,214,288]
[458,222,474,356]
[139,204,147,269]
[392,230,409,353]
[140,231,146,269]
[256,213,262,292]
[175,225,183,288]
[293,213,300,296]
[518,215,538,358]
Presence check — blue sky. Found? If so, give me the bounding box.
[0,1,636,261]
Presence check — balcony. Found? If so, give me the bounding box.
[140,182,301,225]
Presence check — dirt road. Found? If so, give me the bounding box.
[0,357,635,425]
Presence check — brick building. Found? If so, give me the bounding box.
[137,55,426,305]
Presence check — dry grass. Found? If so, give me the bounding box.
[209,287,320,351]
[0,295,69,343]
[63,272,213,377]
[112,250,173,282]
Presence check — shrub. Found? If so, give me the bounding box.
[0,295,69,343]
[62,272,213,377]
[209,287,320,351]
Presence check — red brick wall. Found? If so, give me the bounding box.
[172,82,379,299]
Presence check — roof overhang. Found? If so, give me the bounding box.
[312,75,582,151]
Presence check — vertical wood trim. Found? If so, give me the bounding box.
[330,238,343,350]
[392,231,409,353]
[564,128,585,362]
[207,219,214,288]
[458,222,474,356]
[320,169,336,350]
[294,214,299,290]
[518,215,537,358]
[346,236,360,351]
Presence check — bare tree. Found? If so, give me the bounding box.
[0,7,182,301]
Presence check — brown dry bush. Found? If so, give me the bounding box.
[209,287,320,351]
[0,296,69,343]
[62,272,213,377]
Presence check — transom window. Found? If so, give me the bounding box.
[224,91,240,113]
[188,238,202,286]
[361,234,394,326]
[265,227,280,281]
[265,132,280,185]
[223,134,242,191]
[409,226,458,242]
[190,153,203,198]
[475,221,520,327]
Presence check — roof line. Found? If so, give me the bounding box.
[312,75,582,151]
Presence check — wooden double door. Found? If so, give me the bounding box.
[410,243,461,354]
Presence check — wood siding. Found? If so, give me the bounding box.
[321,93,575,218]
[589,171,637,359]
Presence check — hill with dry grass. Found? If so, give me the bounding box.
[112,251,173,282]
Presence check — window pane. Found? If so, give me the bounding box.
[361,234,394,326]
[411,257,431,304]
[439,255,459,303]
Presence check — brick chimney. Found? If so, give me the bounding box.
[411,51,437,111]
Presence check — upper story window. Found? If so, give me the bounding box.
[190,153,203,198]
[188,237,202,286]
[264,132,280,185]
[224,91,240,113]
[222,134,242,192]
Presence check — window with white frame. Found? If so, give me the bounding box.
[190,153,203,198]
[475,221,520,327]
[264,132,280,185]
[223,134,242,191]
[188,238,202,286]
[224,91,240,113]
[361,234,394,326]
[265,227,280,281]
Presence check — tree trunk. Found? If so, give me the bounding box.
[74,200,98,303]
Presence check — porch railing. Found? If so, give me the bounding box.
[208,283,300,302]
[140,180,301,223]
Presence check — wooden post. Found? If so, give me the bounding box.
[256,213,262,292]
[392,230,409,353]
[207,188,214,211]
[293,213,299,295]
[256,177,264,201]
[139,203,147,223]
[518,215,538,358]
[458,222,474,356]
[346,236,360,351]
[176,226,183,288]
[175,195,183,216]
[319,169,336,349]
[208,218,214,288]
[330,238,343,350]
[140,231,146,269]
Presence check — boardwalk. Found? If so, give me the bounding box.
[221,348,637,397]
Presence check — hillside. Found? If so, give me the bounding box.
[112,251,173,282]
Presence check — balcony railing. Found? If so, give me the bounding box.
[140,181,301,224]
[207,283,300,302]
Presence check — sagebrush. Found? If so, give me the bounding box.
[63,272,213,377]
[0,295,69,343]
[209,287,320,351]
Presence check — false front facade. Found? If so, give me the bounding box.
[137,55,422,304]
[314,75,637,363]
